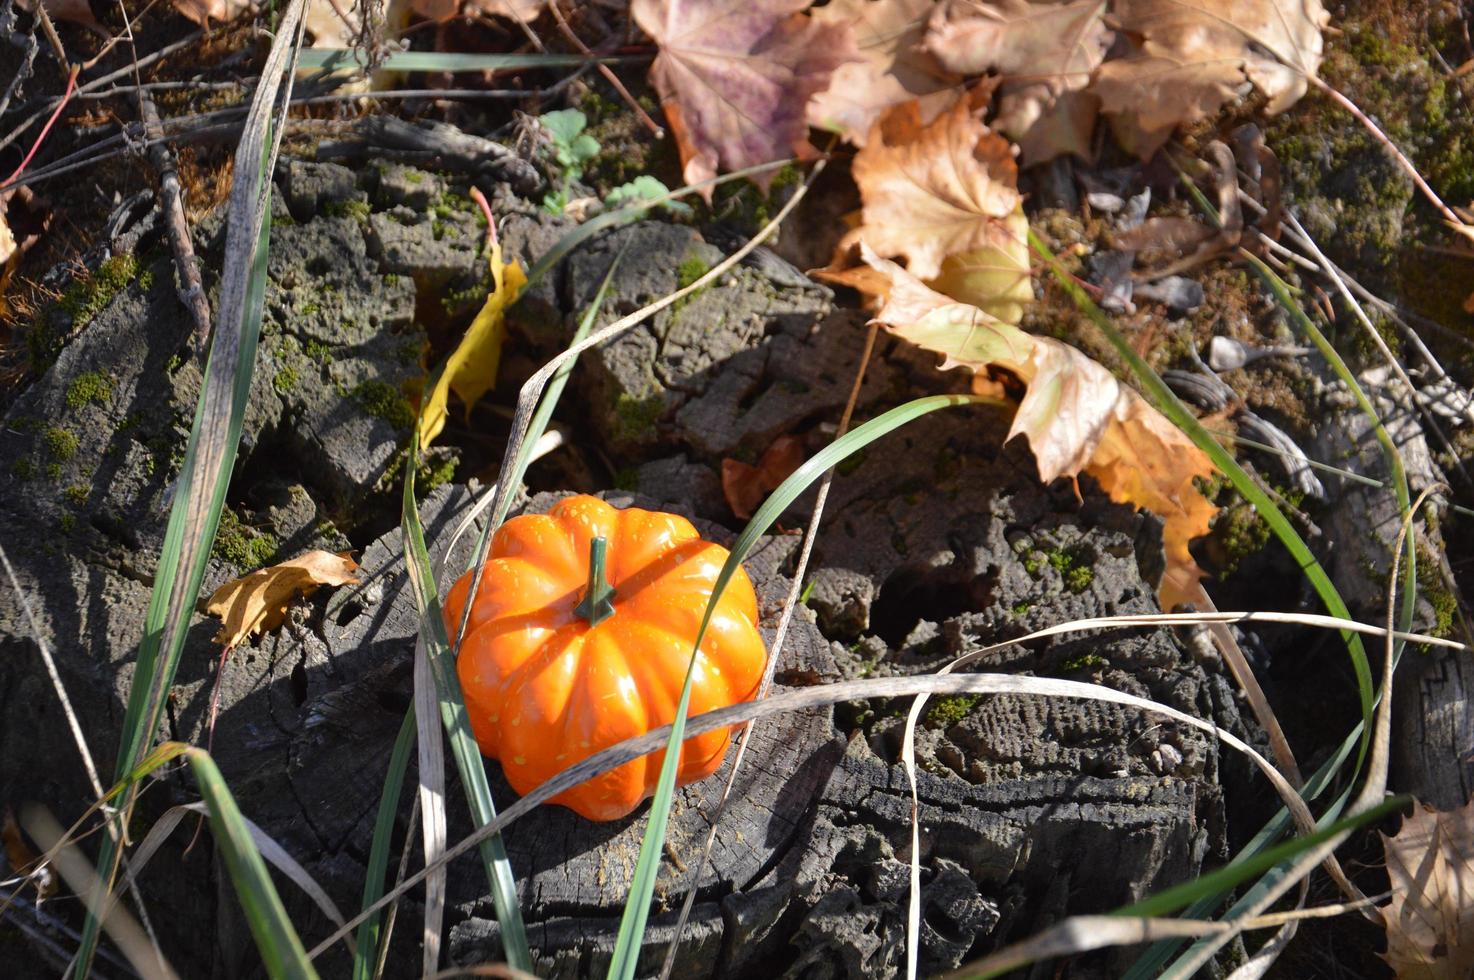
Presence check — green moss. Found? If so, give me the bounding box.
[384,273,401,287]
[11,458,36,480]
[612,392,664,442]
[676,254,711,291]
[57,514,76,534]
[45,463,61,481]
[1048,548,1095,593]
[273,365,300,393]
[66,372,113,410]
[137,269,154,291]
[404,170,425,185]
[324,199,372,222]
[59,253,138,329]
[419,455,458,495]
[304,339,333,363]
[63,484,88,507]
[213,508,279,571]
[613,466,640,491]
[353,380,415,431]
[1061,653,1108,672]
[300,300,320,316]
[44,427,78,461]
[927,694,982,728]
[1011,600,1033,616]
[1215,500,1272,575]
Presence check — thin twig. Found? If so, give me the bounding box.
[0,30,203,156]
[1309,75,1467,230]
[546,1,662,138]
[118,7,212,356]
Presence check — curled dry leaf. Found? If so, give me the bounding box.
[807,0,963,147]
[632,0,857,191]
[925,0,1111,163]
[819,94,1032,326]
[1381,799,1474,980]
[722,434,806,519]
[859,245,1217,608]
[418,233,526,448]
[845,95,1021,282]
[206,550,360,648]
[1093,0,1330,157]
[170,0,254,27]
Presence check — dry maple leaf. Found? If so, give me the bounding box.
[632,0,857,191]
[1381,799,1474,980]
[845,96,1020,282]
[170,0,254,27]
[1093,0,1329,157]
[925,0,1111,163]
[207,551,360,648]
[860,245,1217,607]
[807,0,962,147]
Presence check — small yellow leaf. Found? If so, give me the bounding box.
[418,242,527,448]
[206,550,360,649]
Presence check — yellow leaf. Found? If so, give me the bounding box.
[206,551,360,649]
[418,242,527,448]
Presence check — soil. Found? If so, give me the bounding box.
[1,2,1472,978]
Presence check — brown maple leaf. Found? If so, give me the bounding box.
[1380,800,1474,980]
[632,0,857,191]
[722,435,806,519]
[925,0,1112,163]
[206,550,360,648]
[807,0,963,147]
[1093,0,1329,157]
[860,246,1217,608]
[845,95,1021,282]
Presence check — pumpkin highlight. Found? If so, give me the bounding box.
[444,494,767,821]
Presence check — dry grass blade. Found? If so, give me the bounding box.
[306,604,1448,961]
[0,540,103,798]
[413,639,449,976]
[660,324,882,979]
[946,894,1391,978]
[123,803,351,948]
[1159,485,1446,977]
[20,804,177,980]
[80,0,309,971]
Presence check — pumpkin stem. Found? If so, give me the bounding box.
[574,535,617,626]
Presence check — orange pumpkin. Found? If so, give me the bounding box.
[443,494,767,821]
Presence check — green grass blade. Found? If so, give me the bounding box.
[1029,231,1374,739]
[295,50,637,72]
[1116,794,1406,921]
[80,5,308,970]
[353,710,416,980]
[1242,252,1416,636]
[186,748,320,980]
[606,393,992,980]
[482,249,623,546]
[401,415,531,971]
[81,121,281,980]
